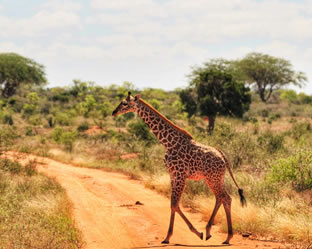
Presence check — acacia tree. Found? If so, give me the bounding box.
[237,52,307,102]
[180,65,251,133]
[0,53,47,98]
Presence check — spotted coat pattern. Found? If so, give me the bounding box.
[112,93,245,245]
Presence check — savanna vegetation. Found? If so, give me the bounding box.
[0,52,312,248]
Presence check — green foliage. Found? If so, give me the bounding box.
[77,94,97,117]
[127,120,156,146]
[26,92,40,103]
[99,102,112,118]
[0,159,82,248]
[280,90,298,104]
[0,159,22,174]
[257,131,284,153]
[288,122,311,140]
[55,113,73,126]
[25,126,35,136]
[47,115,56,128]
[28,114,42,125]
[149,99,162,110]
[181,65,251,131]
[2,113,13,125]
[238,52,307,102]
[23,103,37,116]
[0,126,18,149]
[52,128,78,152]
[297,92,312,104]
[77,122,89,132]
[267,151,312,191]
[0,53,47,98]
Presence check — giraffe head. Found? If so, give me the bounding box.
[112,92,140,116]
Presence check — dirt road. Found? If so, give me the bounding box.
[4,152,285,249]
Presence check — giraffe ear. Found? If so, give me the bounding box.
[134,94,141,101]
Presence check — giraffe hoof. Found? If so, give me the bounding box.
[200,232,203,240]
[161,240,169,244]
[206,235,212,241]
[222,241,230,245]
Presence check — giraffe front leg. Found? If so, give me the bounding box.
[205,197,222,241]
[162,178,184,244]
[176,206,203,240]
[162,180,181,244]
[161,204,176,244]
[162,179,203,244]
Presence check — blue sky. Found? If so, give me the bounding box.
[0,0,312,93]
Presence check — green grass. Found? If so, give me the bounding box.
[0,158,83,249]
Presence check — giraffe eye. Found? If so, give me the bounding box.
[121,102,127,106]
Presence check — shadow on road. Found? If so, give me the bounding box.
[132,243,230,249]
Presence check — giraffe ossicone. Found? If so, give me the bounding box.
[112,93,246,245]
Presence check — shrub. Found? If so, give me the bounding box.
[257,131,284,153]
[280,90,298,104]
[55,113,73,126]
[289,122,311,140]
[53,127,64,143]
[267,151,312,191]
[28,115,42,125]
[298,93,312,104]
[128,120,156,146]
[3,114,13,125]
[52,128,78,152]
[25,126,35,136]
[0,158,22,174]
[77,122,89,132]
[0,126,18,148]
[47,115,56,128]
[23,104,37,116]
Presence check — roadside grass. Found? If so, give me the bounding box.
[0,157,83,249]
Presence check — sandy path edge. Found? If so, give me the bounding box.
[3,151,286,249]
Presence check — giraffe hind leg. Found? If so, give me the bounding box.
[222,192,233,244]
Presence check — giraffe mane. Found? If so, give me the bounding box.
[138,98,193,139]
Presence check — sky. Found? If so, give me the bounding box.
[0,0,312,93]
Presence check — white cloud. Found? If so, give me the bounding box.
[88,0,312,42]
[40,0,82,11]
[0,2,81,38]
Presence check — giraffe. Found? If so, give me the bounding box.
[112,92,246,245]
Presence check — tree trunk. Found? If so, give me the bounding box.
[208,116,215,134]
[259,88,266,102]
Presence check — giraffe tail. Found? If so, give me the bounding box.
[238,189,247,207]
[216,148,247,207]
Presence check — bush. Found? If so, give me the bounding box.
[288,122,311,140]
[52,128,78,152]
[3,114,13,125]
[257,131,284,153]
[0,126,18,148]
[23,104,37,116]
[267,151,312,191]
[77,122,89,132]
[0,159,22,174]
[47,115,56,128]
[55,113,73,126]
[127,120,156,146]
[25,126,35,136]
[28,115,42,125]
[280,90,298,104]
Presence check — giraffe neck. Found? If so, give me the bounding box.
[136,99,192,150]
